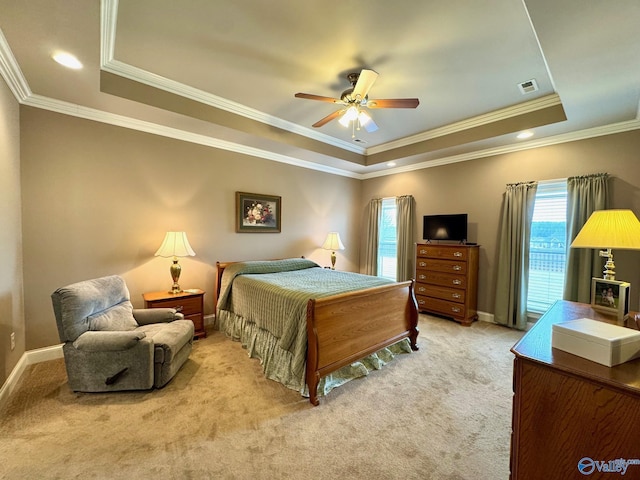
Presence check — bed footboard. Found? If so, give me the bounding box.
[305,280,419,406]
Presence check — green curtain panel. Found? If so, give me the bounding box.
[396,195,415,282]
[563,173,609,303]
[494,181,538,330]
[363,198,382,276]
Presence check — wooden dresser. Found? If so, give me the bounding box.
[510,301,640,479]
[415,243,479,326]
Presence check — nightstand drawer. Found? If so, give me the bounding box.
[150,295,201,315]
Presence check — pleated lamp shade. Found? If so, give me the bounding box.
[155,232,196,293]
[322,232,345,270]
[571,209,640,280]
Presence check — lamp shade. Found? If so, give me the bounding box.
[322,232,345,251]
[570,210,640,250]
[154,232,196,257]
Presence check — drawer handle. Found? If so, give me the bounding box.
[418,299,425,305]
[453,265,462,271]
[419,274,426,280]
[418,286,426,293]
[451,307,461,313]
[452,280,462,285]
[419,262,427,267]
[419,249,427,255]
[454,252,463,257]
[452,293,461,299]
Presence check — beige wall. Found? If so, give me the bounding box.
[13,104,640,353]
[361,130,640,315]
[0,76,25,385]
[20,107,361,350]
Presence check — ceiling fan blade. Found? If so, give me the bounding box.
[366,98,420,109]
[352,69,379,100]
[295,93,343,104]
[362,117,378,133]
[312,110,343,128]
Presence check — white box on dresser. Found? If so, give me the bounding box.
[552,318,640,367]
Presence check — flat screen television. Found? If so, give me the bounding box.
[423,214,468,242]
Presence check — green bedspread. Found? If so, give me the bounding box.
[216,258,411,395]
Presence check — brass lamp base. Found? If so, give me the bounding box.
[169,258,183,294]
[599,249,616,280]
[330,251,337,270]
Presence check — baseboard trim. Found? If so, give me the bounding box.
[478,310,495,324]
[204,313,215,326]
[0,344,63,411]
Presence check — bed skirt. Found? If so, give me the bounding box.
[215,309,412,398]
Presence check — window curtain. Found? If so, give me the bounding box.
[563,173,609,303]
[363,198,382,276]
[396,195,415,281]
[494,181,538,330]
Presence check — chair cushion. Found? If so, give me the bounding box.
[88,301,138,331]
[137,320,194,363]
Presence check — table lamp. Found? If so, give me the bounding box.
[155,231,196,293]
[322,232,345,270]
[570,209,640,280]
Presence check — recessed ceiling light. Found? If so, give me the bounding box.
[387,161,396,167]
[52,52,83,70]
[517,131,534,140]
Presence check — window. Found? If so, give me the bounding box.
[527,180,568,314]
[377,198,397,281]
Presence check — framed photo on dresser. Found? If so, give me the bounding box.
[590,277,630,321]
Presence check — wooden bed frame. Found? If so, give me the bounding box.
[214,261,420,406]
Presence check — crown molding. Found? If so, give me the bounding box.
[362,116,640,179]
[100,0,118,66]
[0,28,31,102]
[23,93,362,179]
[366,94,564,155]
[101,59,365,156]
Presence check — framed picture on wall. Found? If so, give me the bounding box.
[235,192,281,233]
[590,277,630,321]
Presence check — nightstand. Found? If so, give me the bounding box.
[143,289,206,339]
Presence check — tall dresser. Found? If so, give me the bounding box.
[415,243,479,326]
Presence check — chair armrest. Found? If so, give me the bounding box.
[73,331,147,352]
[133,308,184,325]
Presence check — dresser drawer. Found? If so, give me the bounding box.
[415,283,465,303]
[416,295,465,319]
[416,258,467,274]
[416,271,467,289]
[416,245,468,261]
[149,295,202,316]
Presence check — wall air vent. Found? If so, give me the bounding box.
[518,79,539,94]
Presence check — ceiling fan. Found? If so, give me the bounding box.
[294,69,419,137]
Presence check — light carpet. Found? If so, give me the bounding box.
[0,315,523,480]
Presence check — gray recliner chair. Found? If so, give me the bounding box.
[52,275,194,392]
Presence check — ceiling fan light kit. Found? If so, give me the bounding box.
[295,69,419,139]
